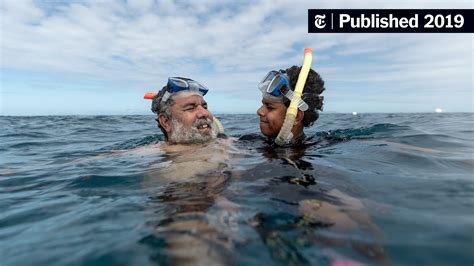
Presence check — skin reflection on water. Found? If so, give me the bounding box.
[140,137,390,265]
[141,137,242,265]
[247,144,390,265]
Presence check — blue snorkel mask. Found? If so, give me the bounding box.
[258,70,309,111]
[161,77,209,103]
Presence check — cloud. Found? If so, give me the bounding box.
[0,0,472,114]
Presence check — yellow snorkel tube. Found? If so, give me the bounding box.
[275,48,312,146]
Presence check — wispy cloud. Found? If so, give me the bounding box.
[1,0,472,114]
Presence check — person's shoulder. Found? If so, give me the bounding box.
[238,133,267,142]
[236,133,272,150]
[126,143,166,154]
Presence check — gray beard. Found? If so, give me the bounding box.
[168,117,217,144]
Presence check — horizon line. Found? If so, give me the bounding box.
[1,111,472,117]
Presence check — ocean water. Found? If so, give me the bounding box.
[1,113,473,266]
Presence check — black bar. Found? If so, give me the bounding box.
[308,9,474,33]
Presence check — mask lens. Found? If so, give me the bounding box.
[267,75,285,96]
[188,82,199,91]
[260,70,277,84]
[189,81,209,96]
[169,78,188,89]
[258,80,270,91]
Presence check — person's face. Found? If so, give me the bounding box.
[257,96,287,138]
[160,91,216,144]
[170,91,212,130]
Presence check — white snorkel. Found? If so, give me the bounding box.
[212,116,225,134]
[274,48,313,146]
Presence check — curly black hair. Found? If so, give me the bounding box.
[283,65,325,127]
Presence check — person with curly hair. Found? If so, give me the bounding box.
[257,65,325,145]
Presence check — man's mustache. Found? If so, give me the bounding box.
[193,118,213,129]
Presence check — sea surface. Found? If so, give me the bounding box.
[1,113,473,266]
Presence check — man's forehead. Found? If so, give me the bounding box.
[172,91,206,105]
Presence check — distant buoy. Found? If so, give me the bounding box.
[435,108,443,113]
[352,112,357,115]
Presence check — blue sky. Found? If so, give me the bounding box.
[1,0,472,115]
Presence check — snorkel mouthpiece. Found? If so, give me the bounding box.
[274,48,313,146]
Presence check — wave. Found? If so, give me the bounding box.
[103,134,164,151]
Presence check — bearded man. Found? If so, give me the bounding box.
[142,77,238,265]
[141,77,234,181]
[146,77,221,145]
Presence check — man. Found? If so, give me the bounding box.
[142,77,232,180]
[146,77,219,145]
[143,77,236,265]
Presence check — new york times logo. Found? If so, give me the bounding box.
[314,14,326,29]
[308,9,473,33]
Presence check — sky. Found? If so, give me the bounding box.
[0,0,473,115]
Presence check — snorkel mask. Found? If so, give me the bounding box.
[144,77,209,103]
[258,70,309,111]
